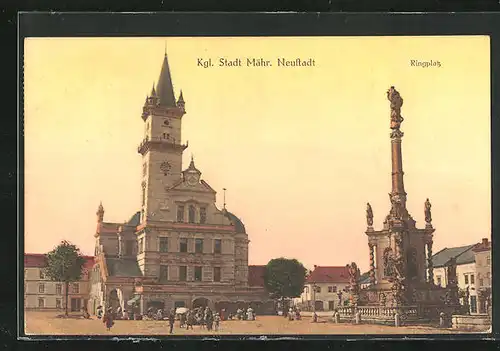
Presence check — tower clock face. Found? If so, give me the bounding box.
[160,161,172,175]
[187,174,198,186]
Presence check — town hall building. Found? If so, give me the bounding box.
[89,52,272,315]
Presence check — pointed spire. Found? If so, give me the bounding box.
[150,83,157,97]
[156,50,177,107]
[178,89,185,103]
[96,202,104,223]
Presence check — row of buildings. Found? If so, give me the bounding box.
[293,238,491,314]
[25,237,491,314]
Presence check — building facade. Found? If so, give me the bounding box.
[24,253,94,311]
[431,238,491,315]
[89,52,272,316]
[294,266,352,311]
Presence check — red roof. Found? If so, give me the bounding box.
[24,253,47,268]
[25,253,95,269]
[248,265,266,287]
[472,238,491,253]
[306,266,350,283]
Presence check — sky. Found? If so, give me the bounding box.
[24,36,491,272]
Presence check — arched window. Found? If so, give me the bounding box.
[188,205,196,223]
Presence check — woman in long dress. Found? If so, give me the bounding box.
[103,307,114,331]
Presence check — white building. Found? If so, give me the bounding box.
[294,266,352,311]
[24,253,94,311]
[431,239,490,314]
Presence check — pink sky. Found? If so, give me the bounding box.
[24,37,491,272]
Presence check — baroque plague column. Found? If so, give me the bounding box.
[360,87,437,307]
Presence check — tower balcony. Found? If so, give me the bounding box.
[137,137,188,155]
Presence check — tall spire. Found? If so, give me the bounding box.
[150,83,157,97]
[156,50,177,107]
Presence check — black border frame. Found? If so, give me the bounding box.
[15,12,500,343]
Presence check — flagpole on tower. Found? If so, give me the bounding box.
[223,188,227,210]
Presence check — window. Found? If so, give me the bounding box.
[126,240,134,256]
[480,278,484,287]
[487,256,491,265]
[316,287,321,293]
[180,238,188,253]
[179,266,187,281]
[56,284,62,295]
[38,284,45,293]
[39,270,45,279]
[328,301,335,311]
[464,274,469,284]
[195,239,203,254]
[38,298,45,308]
[436,276,442,287]
[56,298,62,309]
[200,207,207,224]
[188,205,196,223]
[470,296,478,313]
[141,185,146,206]
[138,238,144,254]
[328,286,337,293]
[177,205,185,222]
[471,274,475,284]
[159,265,168,282]
[304,286,309,294]
[214,239,222,254]
[194,266,202,281]
[214,267,221,282]
[159,237,169,253]
[72,283,79,294]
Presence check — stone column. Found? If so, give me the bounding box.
[427,241,434,283]
[369,244,376,284]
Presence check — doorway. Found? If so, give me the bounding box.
[71,298,82,312]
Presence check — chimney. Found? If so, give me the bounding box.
[482,238,489,245]
[313,265,317,269]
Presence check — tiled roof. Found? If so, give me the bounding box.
[127,211,141,227]
[473,239,491,253]
[248,265,266,287]
[25,253,94,269]
[24,254,47,268]
[431,244,477,268]
[306,266,350,283]
[105,257,142,277]
[223,210,246,234]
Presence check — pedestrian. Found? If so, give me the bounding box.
[186,310,194,330]
[103,307,114,331]
[205,308,214,331]
[168,308,176,334]
[168,308,175,334]
[97,306,103,319]
[214,312,220,331]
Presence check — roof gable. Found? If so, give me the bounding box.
[167,178,216,193]
[306,266,350,283]
[431,244,477,267]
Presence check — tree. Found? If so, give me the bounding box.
[43,241,86,316]
[263,258,307,304]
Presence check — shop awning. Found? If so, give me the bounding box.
[127,295,141,306]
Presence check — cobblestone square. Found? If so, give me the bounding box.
[24,312,473,336]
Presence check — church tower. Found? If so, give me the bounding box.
[138,52,188,223]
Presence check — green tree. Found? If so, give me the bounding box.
[263,258,307,303]
[43,241,86,316]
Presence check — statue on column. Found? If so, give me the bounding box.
[424,198,432,225]
[387,86,404,130]
[347,262,360,305]
[366,203,374,227]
